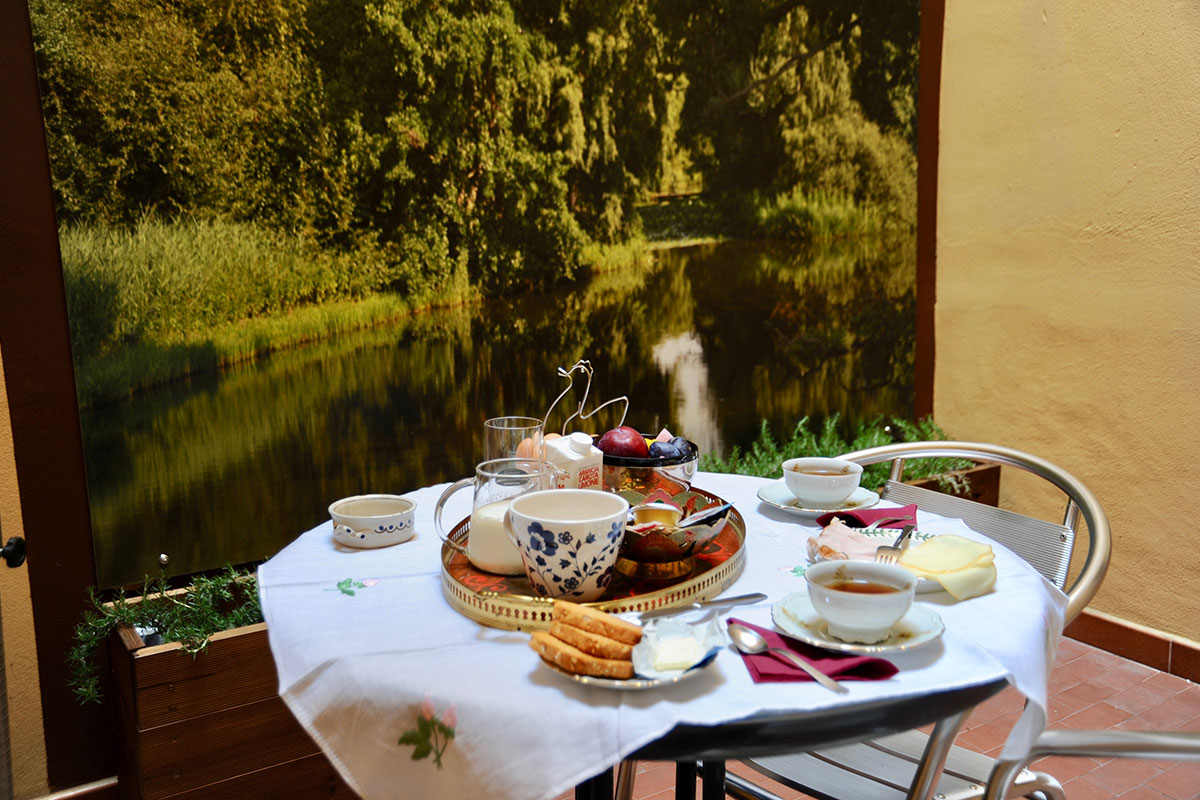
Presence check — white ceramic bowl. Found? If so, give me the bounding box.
[329,494,416,548]
[804,559,916,643]
[782,457,863,507]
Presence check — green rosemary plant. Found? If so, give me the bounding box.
[67,565,263,704]
[699,414,975,494]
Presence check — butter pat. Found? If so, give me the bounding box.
[653,635,702,671]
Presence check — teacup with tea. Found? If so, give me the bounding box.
[782,456,863,507]
[804,559,916,643]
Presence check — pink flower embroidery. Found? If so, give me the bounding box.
[400,695,457,768]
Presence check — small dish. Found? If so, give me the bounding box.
[538,647,720,690]
[757,482,880,518]
[330,494,416,548]
[771,592,944,654]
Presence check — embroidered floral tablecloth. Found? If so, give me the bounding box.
[258,472,1066,800]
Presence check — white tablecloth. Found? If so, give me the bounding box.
[259,472,1067,800]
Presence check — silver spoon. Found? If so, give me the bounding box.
[727,623,849,694]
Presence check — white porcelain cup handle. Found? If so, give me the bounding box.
[433,477,473,555]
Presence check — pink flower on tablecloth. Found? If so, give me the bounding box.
[400,695,457,768]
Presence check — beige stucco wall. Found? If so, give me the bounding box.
[936,3,1200,641]
[0,356,50,797]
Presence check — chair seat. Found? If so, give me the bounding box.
[738,731,1061,800]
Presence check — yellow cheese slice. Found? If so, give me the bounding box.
[900,534,994,573]
[900,534,997,600]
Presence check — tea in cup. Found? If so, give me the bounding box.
[330,494,416,548]
[504,488,629,602]
[434,458,561,575]
[782,457,863,507]
[804,559,916,643]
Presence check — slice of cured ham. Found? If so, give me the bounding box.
[806,517,881,562]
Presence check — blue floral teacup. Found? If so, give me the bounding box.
[504,489,629,602]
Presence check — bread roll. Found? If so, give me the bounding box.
[550,619,634,660]
[552,600,642,645]
[529,631,635,679]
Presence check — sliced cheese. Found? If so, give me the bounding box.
[900,534,997,600]
[900,534,994,573]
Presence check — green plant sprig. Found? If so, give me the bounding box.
[67,565,263,705]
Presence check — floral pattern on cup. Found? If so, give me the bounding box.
[518,520,623,599]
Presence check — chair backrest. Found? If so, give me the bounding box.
[837,441,1111,624]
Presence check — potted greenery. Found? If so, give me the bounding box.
[68,566,354,800]
[700,415,999,504]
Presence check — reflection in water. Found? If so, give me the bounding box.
[82,238,915,588]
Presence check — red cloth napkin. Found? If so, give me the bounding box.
[727,618,898,683]
[814,503,917,530]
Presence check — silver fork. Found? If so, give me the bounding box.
[862,514,913,533]
[875,523,915,564]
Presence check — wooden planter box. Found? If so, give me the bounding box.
[107,621,355,800]
[905,463,1001,507]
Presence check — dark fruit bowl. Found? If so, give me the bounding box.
[594,434,699,496]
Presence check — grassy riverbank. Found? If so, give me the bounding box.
[64,192,898,408]
[63,219,657,407]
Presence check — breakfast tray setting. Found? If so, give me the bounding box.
[440,488,746,630]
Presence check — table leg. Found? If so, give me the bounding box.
[675,761,697,800]
[701,760,726,800]
[575,765,614,800]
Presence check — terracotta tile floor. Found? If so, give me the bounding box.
[555,637,1200,800]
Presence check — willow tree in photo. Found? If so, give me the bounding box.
[654,0,919,225]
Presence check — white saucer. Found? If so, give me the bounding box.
[757,482,880,518]
[771,592,944,654]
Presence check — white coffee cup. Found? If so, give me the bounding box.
[804,559,916,643]
[504,489,629,602]
[782,457,863,507]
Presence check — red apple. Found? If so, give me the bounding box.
[596,426,651,458]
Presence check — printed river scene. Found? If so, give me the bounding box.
[82,237,915,588]
[31,0,922,588]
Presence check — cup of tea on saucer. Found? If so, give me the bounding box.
[782,457,863,508]
[804,559,916,643]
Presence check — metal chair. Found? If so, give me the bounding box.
[723,441,1112,800]
[982,729,1200,800]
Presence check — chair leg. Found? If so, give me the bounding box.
[614,760,637,800]
[906,708,972,800]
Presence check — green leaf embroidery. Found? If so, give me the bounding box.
[331,578,368,596]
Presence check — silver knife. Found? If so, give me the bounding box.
[638,592,768,620]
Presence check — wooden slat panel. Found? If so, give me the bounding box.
[137,696,321,800]
[162,753,356,800]
[127,624,282,727]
